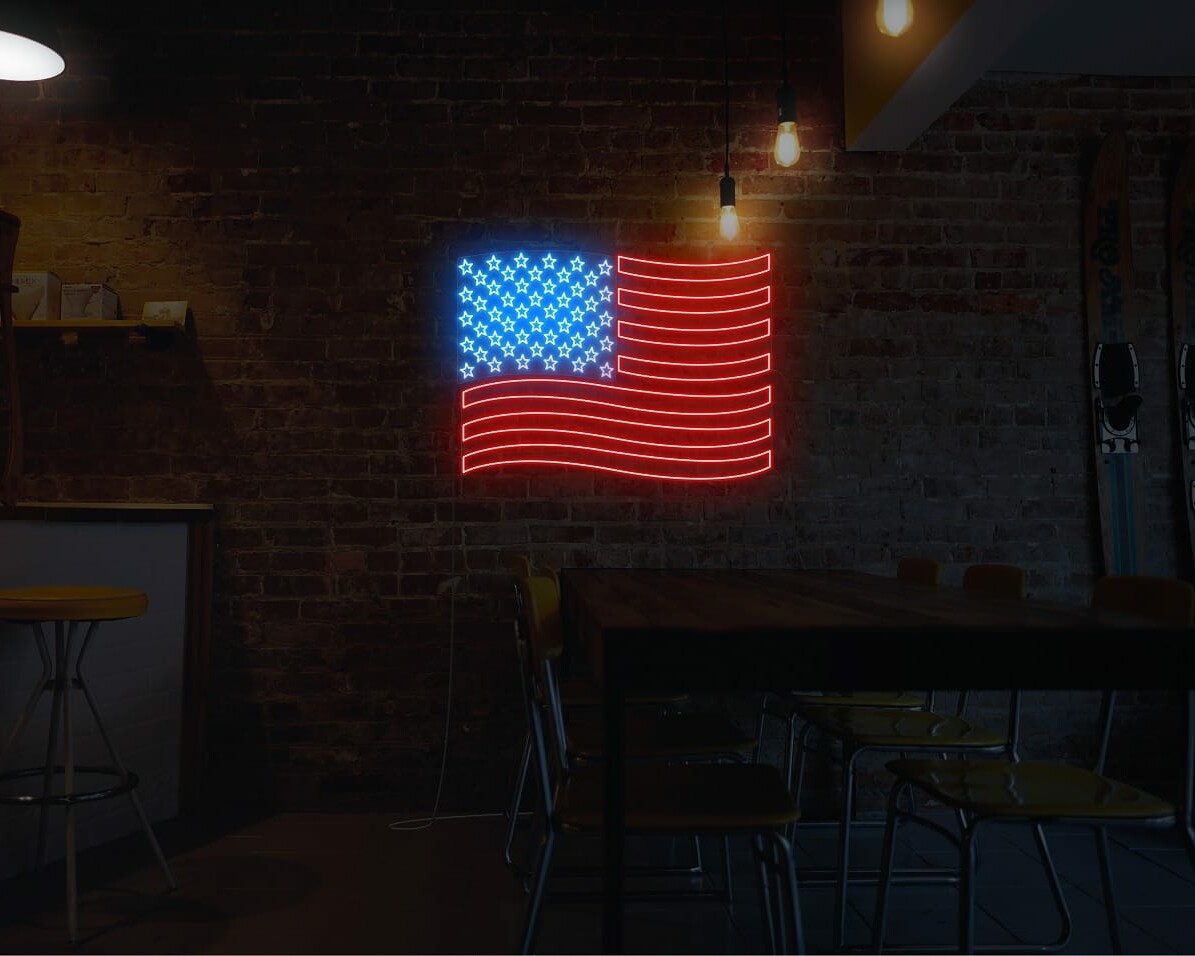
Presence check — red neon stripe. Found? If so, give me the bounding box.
[461,376,770,410]
[462,411,772,439]
[617,253,771,281]
[464,425,769,452]
[617,318,771,349]
[618,353,770,382]
[617,285,770,315]
[462,452,773,481]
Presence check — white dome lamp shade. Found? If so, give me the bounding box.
[0,10,64,81]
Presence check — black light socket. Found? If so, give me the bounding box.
[719,174,736,207]
[776,84,797,125]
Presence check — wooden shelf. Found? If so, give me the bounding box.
[11,317,186,347]
[13,319,183,331]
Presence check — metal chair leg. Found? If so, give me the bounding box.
[871,782,904,954]
[504,732,532,872]
[61,623,78,943]
[1029,821,1073,949]
[2,621,51,756]
[959,821,980,955]
[833,747,862,950]
[755,833,778,955]
[1095,826,1124,954]
[768,830,806,955]
[520,830,556,955]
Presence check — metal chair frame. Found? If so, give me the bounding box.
[516,627,805,954]
[872,687,1195,954]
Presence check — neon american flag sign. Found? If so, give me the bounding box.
[456,251,772,481]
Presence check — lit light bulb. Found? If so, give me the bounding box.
[719,203,740,241]
[773,83,800,168]
[774,121,800,168]
[718,173,739,240]
[876,0,914,37]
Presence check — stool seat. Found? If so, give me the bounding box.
[0,586,148,622]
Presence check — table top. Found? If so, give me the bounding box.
[561,568,1194,691]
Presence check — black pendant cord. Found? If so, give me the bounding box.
[780,5,789,88]
[722,8,730,180]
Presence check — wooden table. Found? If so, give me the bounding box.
[559,568,1195,953]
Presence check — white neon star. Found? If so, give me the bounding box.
[586,322,599,338]
[460,362,475,378]
[514,303,529,320]
[501,316,517,332]
[458,287,473,303]
[530,342,545,358]
[458,258,473,276]
[600,362,613,379]
[528,267,543,282]
[501,342,516,357]
[584,296,598,312]
[584,270,598,288]
[542,278,557,295]
[543,355,558,371]
[501,292,515,308]
[488,356,503,372]
[515,329,530,344]
[530,317,544,332]
[514,278,529,293]
[600,335,614,351]
[569,255,585,272]
[572,356,587,372]
[486,255,502,271]
[599,309,613,326]
[513,252,529,269]
[584,347,598,363]
[516,354,530,370]
[528,292,543,307]
[541,253,557,269]
[600,287,613,302]
[597,259,612,277]
[501,266,516,282]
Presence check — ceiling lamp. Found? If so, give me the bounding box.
[773,13,800,168]
[0,11,64,81]
[718,13,739,240]
[876,0,915,38]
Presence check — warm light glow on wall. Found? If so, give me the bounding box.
[457,252,774,481]
[876,0,915,37]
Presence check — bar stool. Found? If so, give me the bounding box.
[0,585,177,941]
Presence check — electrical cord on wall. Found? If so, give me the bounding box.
[389,481,461,832]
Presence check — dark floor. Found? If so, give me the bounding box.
[0,809,1192,953]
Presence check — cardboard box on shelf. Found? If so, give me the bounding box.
[11,272,61,321]
[61,283,119,321]
[141,301,188,324]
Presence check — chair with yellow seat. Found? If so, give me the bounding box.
[503,559,754,886]
[872,573,1195,954]
[0,586,177,942]
[514,568,805,953]
[792,562,1028,951]
[756,558,942,776]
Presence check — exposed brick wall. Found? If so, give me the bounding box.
[0,1,1189,809]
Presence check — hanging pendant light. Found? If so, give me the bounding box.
[876,0,915,38]
[773,12,800,168]
[718,11,739,240]
[0,10,64,81]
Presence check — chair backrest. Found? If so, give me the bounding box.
[1091,575,1195,625]
[515,572,564,665]
[962,563,1026,599]
[896,557,941,586]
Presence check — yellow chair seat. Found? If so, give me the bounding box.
[558,762,801,832]
[800,705,1006,749]
[885,758,1176,820]
[565,712,755,762]
[0,586,148,622]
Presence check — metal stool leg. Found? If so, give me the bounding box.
[2,621,51,756]
[75,621,176,890]
[35,622,66,872]
[61,622,78,942]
